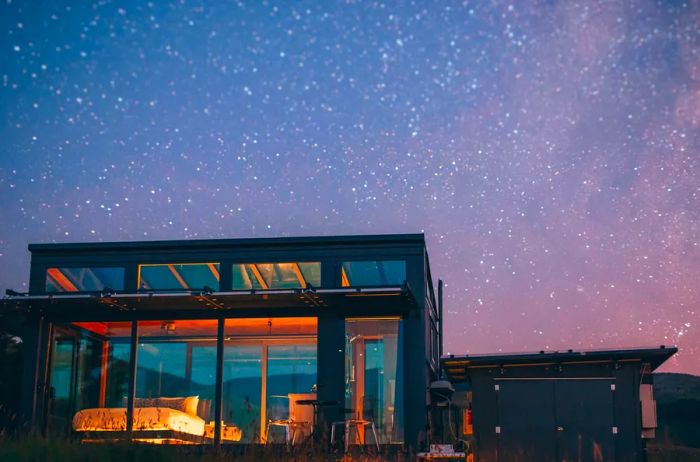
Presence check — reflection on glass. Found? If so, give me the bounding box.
[134,320,219,444]
[341,261,406,287]
[265,344,317,443]
[47,322,132,437]
[222,318,318,444]
[231,262,321,289]
[138,263,220,291]
[222,344,262,443]
[46,267,125,292]
[345,318,403,444]
[47,338,73,435]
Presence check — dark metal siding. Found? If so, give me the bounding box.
[469,363,646,462]
[497,380,557,462]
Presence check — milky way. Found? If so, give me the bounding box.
[1,1,698,374]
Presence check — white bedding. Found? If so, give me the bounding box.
[72,407,206,436]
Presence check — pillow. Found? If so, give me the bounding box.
[155,396,200,416]
[135,397,160,408]
[121,397,161,408]
[122,396,200,416]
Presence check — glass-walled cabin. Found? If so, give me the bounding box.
[5,234,440,448]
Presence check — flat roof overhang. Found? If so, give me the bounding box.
[27,233,426,254]
[441,346,678,382]
[0,286,417,316]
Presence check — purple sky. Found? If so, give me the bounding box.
[1,1,698,374]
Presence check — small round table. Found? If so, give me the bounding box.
[295,399,340,447]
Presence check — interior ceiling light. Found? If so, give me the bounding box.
[161,321,176,334]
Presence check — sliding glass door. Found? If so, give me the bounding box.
[46,331,77,436]
[222,318,317,443]
[345,318,403,444]
[222,344,263,443]
[46,322,132,437]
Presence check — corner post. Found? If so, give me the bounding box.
[126,320,138,440]
[214,317,224,445]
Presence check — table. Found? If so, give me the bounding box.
[294,399,340,446]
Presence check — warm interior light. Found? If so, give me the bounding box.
[207,263,220,281]
[291,263,307,287]
[47,268,79,292]
[167,265,190,289]
[341,267,350,287]
[224,317,317,337]
[248,264,269,289]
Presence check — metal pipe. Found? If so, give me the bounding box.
[438,279,444,361]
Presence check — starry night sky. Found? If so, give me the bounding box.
[1,1,698,374]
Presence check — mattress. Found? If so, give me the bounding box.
[72,407,206,436]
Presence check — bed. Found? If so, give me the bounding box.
[72,396,241,444]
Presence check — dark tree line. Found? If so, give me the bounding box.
[0,314,23,434]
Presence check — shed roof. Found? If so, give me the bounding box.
[441,346,677,382]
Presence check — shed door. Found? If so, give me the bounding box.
[555,380,615,462]
[497,380,557,462]
[496,378,615,462]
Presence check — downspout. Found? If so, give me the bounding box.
[438,279,444,365]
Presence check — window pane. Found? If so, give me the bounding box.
[138,263,220,291]
[231,262,321,289]
[134,319,218,444]
[46,267,125,292]
[345,318,403,444]
[341,261,406,287]
[47,322,132,438]
[298,262,321,287]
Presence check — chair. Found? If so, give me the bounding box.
[330,396,380,452]
[265,392,315,446]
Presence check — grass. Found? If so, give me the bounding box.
[0,435,412,462]
[647,444,700,462]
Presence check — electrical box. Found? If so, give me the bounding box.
[640,383,657,438]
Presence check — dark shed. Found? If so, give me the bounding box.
[441,346,677,462]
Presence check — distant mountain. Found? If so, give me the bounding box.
[654,373,700,401]
[653,372,700,449]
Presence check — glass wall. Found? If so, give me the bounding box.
[47,317,319,444]
[222,317,317,443]
[134,320,218,443]
[47,322,132,436]
[222,343,262,443]
[345,318,403,444]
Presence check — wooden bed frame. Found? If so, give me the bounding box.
[76,429,211,444]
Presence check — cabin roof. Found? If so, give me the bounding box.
[28,233,426,254]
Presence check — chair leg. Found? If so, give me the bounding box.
[330,422,336,448]
[344,421,350,453]
[265,421,271,445]
[370,422,379,451]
